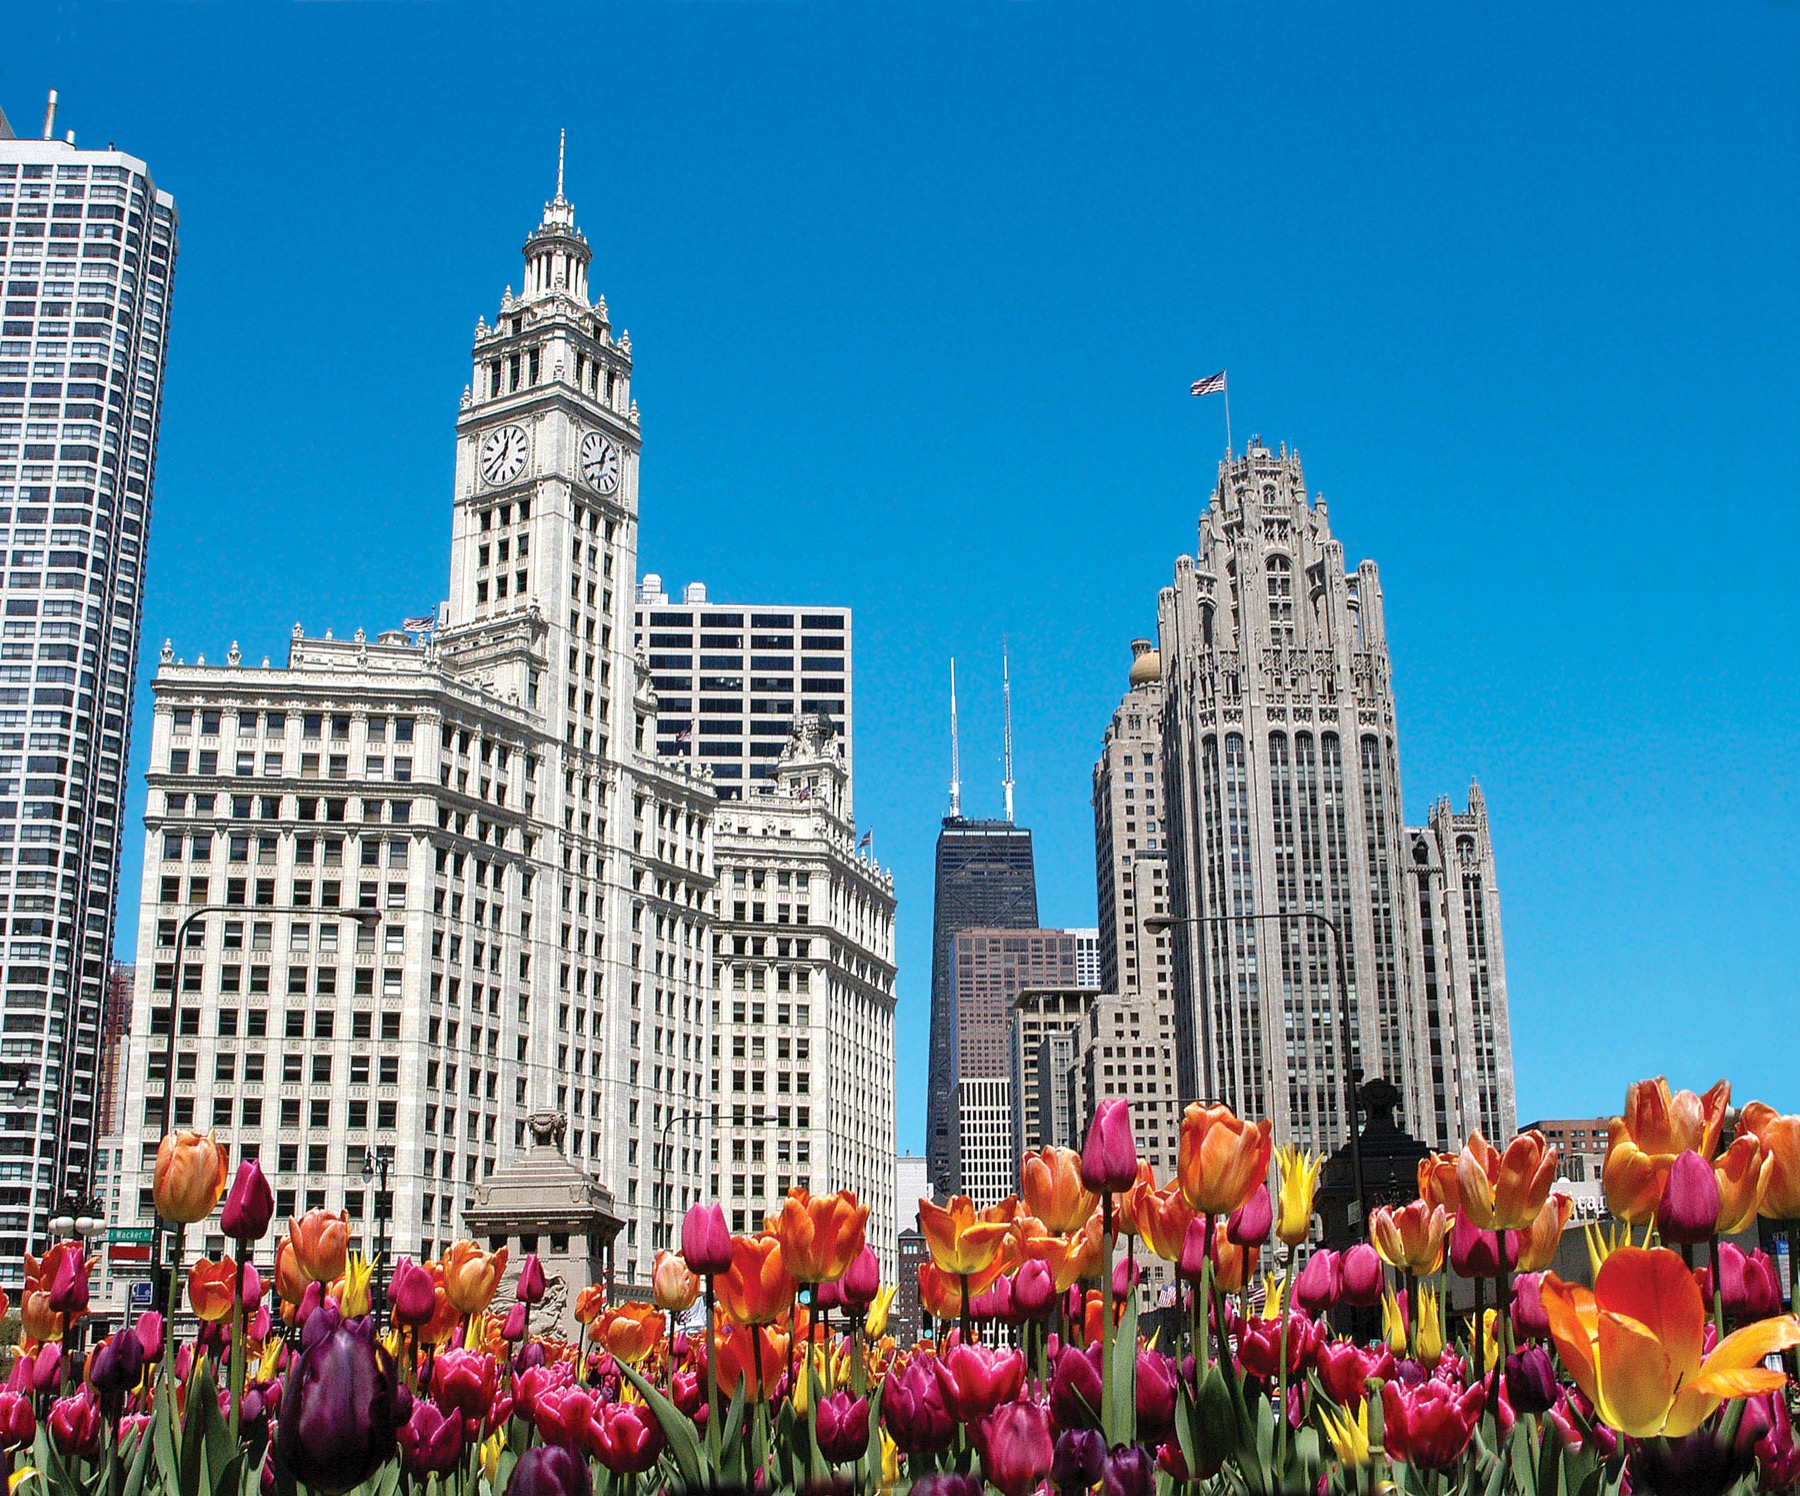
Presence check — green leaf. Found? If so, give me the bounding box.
[1105,1290,1140,1447]
[615,1357,705,1491]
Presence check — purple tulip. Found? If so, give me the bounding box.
[1112,1255,1138,1300]
[87,1332,145,1408]
[131,1312,164,1365]
[681,1202,732,1277]
[1100,1443,1157,1496]
[1505,1346,1558,1415]
[1512,1271,1551,1340]
[1338,1243,1385,1307]
[1228,1185,1273,1246]
[1081,1099,1138,1194]
[388,1258,437,1329]
[1448,1212,1506,1278]
[516,1253,546,1305]
[1176,1216,1210,1283]
[976,1399,1055,1496]
[841,1246,881,1309]
[221,1159,275,1242]
[502,1301,529,1342]
[815,1277,845,1313]
[27,1343,63,1395]
[1292,1247,1340,1314]
[1656,1150,1722,1246]
[815,1390,871,1464]
[398,1399,464,1477]
[1135,1347,1178,1443]
[274,1314,407,1495]
[47,1388,101,1461]
[882,1354,956,1456]
[505,1444,592,1496]
[1699,1243,1784,1324]
[1052,1428,1106,1494]
[46,1248,90,1317]
[1049,1343,1103,1430]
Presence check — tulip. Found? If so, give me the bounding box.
[1111,1255,1138,1300]
[1337,1242,1384,1306]
[1370,1200,1449,1274]
[1022,1146,1099,1233]
[1381,1286,1408,1355]
[1511,1191,1574,1273]
[1417,1286,1445,1367]
[1136,1347,1178,1442]
[865,1283,898,1337]
[505,1443,593,1496]
[1603,1077,1732,1224]
[442,1239,509,1316]
[1629,1426,1761,1496]
[680,1202,733,1276]
[934,1342,1025,1423]
[593,1302,663,1365]
[1273,1143,1323,1246]
[1319,1399,1373,1467]
[1315,1339,1390,1409]
[532,1382,595,1448]
[918,1262,970,1322]
[1209,1229,1259,1295]
[919,1194,1016,1278]
[717,1234,795,1326]
[46,1243,92,1318]
[1099,1443,1156,1496]
[389,1258,437,1328]
[1237,1310,1315,1380]
[997,1260,1047,1323]
[275,1312,406,1495]
[772,1186,870,1284]
[48,1387,102,1461]
[1657,1149,1722,1245]
[398,1399,464,1477]
[1417,1152,1461,1213]
[432,1347,498,1419]
[882,1354,956,1455]
[1512,1271,1552,1340]
[153,1130,229,1225]
[1698,1242,1783,1325]
[1543,1244,1800,1437]
[1755,1390,1800,1493]
[970,1274,1015,1323]
[651,1249,700,1312]
[1051,1428,1105,1494]
[288,1209,351,1286]
[911,1478,985,1496]
[1505,1345,1558,1415]
[1135,1182,1196,1262]
[1457,1129,1559,1232]
[815,1390,871,1464]
[1050,1343,1103,1430]
[591,1400,664,1475]
[1712,1133,1767,1236]
[1176,1215,1211,1283]
[840,1245,881,1309]
[339,1253,375,1318]
[218,1159,274,1242]
[187,1256,236,1322]
[1292,1246,1338,1314]
[1380,1379,1486,1470]
[87,1330,145,1408]
[1227,1183,1272,1247]
[1448,1211,1507,1278]
[1740,1101,1800,1221]
[0,1390,34,1450]
[1178,1103,1273,1216]
[1081,1099,1138,1194]
[516,1253,546,1305]
[976,1399,1055,1496]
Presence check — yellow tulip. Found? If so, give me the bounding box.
[1319,1399,1371,1466]
[1417,1286,1444,1367]
[1274,1144,1323,1247]
[864,1284,897,1339]
[339,1252,374,1317]
[1259,1272,1285,1321]
[478,1430,506,1486]
[1381,1286,1407,1356]
[879,1429,900,1489]
[1463,1307,1498,1371]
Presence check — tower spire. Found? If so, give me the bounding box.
[556,128,566,202]
[1002,639,1015,824]
[948,658,962,820]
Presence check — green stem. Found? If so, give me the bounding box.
[806,1284,822,1484]
[1275,1249,1293,1470]
[1197,1215,1214,1373]
[228,1253,247,1446]
[750,1327,769,1481]
[959,1272,971,1348]
[163,1222,184,1442]
[1404,1269,1417,1360]
[1706,1233,1726,1338]
[704,1280,721,1482]
[1100,1193,1115,1444]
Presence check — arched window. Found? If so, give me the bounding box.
[1266,554,1294,632]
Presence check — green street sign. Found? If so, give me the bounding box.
[108,1227,154,1244]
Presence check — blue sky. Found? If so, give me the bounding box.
[9,2,1798,1151]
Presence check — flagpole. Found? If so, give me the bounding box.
[1223,372,1232,458]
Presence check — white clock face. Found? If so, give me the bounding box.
[580,431,621,495]
[478,425,529,487]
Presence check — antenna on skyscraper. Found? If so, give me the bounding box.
[948,659,963,820]
[556,128,566,201]
[1002,639,1015,824]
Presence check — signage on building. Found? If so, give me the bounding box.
[109,1227,154,1244]
[129,1281,155,1307]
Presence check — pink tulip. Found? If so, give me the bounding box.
[1227,1186,1272,1246]
[1292,1248,1339,1314]
[1338,1243,1385,1306]
[1081,1100,1138,1194]
[1656,1149,1721,1246]
[681,1203,732,1277]
[516,1253,547,1305]
[1013,1259,1056,1318]
[976,1399,1055,1496]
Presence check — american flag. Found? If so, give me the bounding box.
[858,830,872,849]
[674,727,692,746]
[1190,371,1227,397]
[402,614,436,633]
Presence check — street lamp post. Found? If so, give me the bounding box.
[360,1144,393,1312]
[150,903,381,1315]
[655,1108,713,1253]
[1144,908,1370,1232]
[49,1188,107,1345]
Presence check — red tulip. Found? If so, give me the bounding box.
[1081,1100,1138,1194]
[398,1399,464,1477]
[532,1384,595,1450]
[517,1254,547,1305]
[0,1389,34,1449]
[1293,1248,1340,1314]
[592,1401,664,1475]
[1176,1216,1211,1283]
[1227,1185,1273,1246]
[430,1348,497,1421]
[1448,1212,1507,1278]
[1049,1343,1102,1430]
[1338,1243,1385,1307]
[1135,1348,1177,1443]
[47,1388,102,1460]
[1697,1242,1784,1325]
[816,1390,871,1464]
[1315,1339,1392,1408]
[933,1342,1025,1424]
[46,1243,92,1318]
[840,1246,881,1310]
[1512,1272,1552,1341]
[502,1301,529,1342]
[970,1274,1016,1323]
[1381,1379,1486,1470]
[1656,1149,1722,1246]
[222,1160,275,1242]
[1236,1311,1315,1380]
[976,1399,1055,1496]
[1013,1258,1056,1318]
[681,1202,732,1277]
[389,1258,437,1329]
[882,1354,956,1455]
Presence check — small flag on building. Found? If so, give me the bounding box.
[402,614,436,633]
[675,727,692,745]
[1189,370,1227,397]
[858,830,872,850]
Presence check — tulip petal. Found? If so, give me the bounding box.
[1594,1309,1677,1437]
[1594,1247,1705,1385]
[1539,1277,1600,1412]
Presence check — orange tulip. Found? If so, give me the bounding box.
[187,1257,237,1322]
[419,1262,463,1346]
[1602,1077,1731,1224]
[1740,1102,1800,1221]
[1417,1152,1461,1213]
[1369,1200,1449,1275]
[717,1234,796,1326]
[1021,1211,1104,1293]
[1210,1231,1259,1295]
[1456,1130,1559,1232]
[714,1321,790,1396]
[153,1130,230,1225]
[1135,1183,1196,1265]
[575,1283,608,1325]
[652,1249,700,1312]
[19,1247,70,1341]
[917,1262,968,1322]
[272,1238,307,1306]
[1511,1192,1574,1274]
[288,1208,350,1286]
[1712,1133,1768,1236]
[918,1194,1016,1278]
[594,1301,664,1365]
[441,1240,509,1316]
[1177,1103,1273,1217]
[770,1188,870,1285]
[1020,1147,1098,1235]
[1542,1245,1800,1438]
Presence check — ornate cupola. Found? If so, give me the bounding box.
[521,130,592,304]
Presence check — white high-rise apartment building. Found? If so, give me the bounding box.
[707,716,896,1268]
[635,577,851,808]
[114,172,717,1297]
[0,97,176,1279]
[1157,440,1515,1154]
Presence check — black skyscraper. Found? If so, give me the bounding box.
[925,817,1039,1195]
